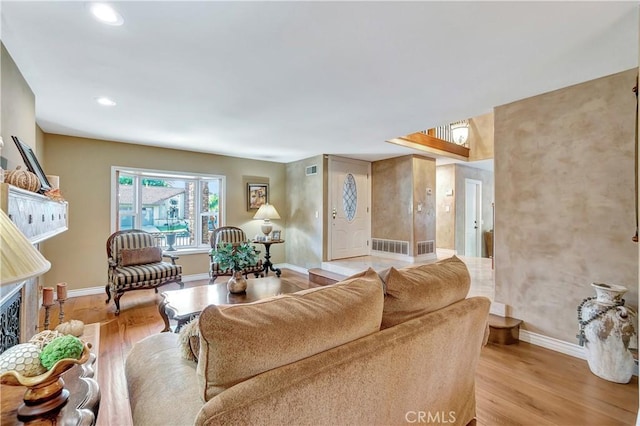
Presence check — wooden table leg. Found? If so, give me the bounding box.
[159,296,171,333]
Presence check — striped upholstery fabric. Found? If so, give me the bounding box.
[214,228,247,247]
[209,226,264,281]
[113,263,183,288]
[106,229,183,315]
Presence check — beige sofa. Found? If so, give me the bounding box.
[125,256,490,426]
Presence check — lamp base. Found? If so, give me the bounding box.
[260,223,273,237]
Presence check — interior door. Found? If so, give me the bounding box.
[464,179,482,257]
[329,157,371,260]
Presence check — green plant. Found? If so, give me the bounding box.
[39,335,84,370]
[211,242,258,272]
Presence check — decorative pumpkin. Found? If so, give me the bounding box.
[55,320,85,337]
[6,166,40,192]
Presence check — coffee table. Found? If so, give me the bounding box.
[159,276,304,332]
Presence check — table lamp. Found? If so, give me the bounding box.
[253,203,280,239]
[1,209,51,286]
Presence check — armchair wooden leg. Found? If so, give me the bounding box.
[178,280,184,289]
[105,284,111,303]
[114,293,122,316]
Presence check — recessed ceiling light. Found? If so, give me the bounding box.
[89,3,124,26]
[95,97,117,106]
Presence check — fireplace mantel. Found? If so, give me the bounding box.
[0,183,69,349]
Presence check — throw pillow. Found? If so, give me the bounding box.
[381,255,471,329]
[178,318,200,362]
[196,267,384,401]
[120,246,162,267]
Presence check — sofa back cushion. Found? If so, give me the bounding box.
[196,268,384,401]
[120,246,163,267]
[381,256,470,329]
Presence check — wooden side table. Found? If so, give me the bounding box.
[252,239,284,277]
[1,323,101,426]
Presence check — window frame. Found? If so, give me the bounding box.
[110,166,226,253]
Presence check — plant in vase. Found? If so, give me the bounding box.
[211,242,259,293]
[160,199,187,251]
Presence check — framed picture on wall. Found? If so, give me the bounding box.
[12,136,52,193]
[247,183,268,210]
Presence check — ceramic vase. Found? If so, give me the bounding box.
[227,271,247,294]
[580,283,636,383]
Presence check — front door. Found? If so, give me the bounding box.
[328,156,371,260]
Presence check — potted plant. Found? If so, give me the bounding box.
[211,242,259,293]
[161,199,185,251]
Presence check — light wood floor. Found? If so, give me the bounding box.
[39,269,637,426]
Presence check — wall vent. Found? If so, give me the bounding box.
[305,165,318,176]
[417,240,435,255]
[372,238,409,255]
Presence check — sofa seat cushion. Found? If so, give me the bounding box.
[125,332,203,426]
[197,267,384,401]
[381,255,471,329]
[112,262,182,288]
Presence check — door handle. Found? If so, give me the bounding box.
[332,208,337,220]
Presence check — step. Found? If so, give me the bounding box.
[488,314,522,345]
[308,268,347,287]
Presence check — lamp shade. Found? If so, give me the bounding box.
[253,203,281,221]
[0,209,51,285]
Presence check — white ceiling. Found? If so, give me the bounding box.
[1,1,637,164]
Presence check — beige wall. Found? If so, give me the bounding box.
[412,156,437,251]
[42,134,286,291]
[1,43,37,168]
[436,164,455,249]
[494,69,638,342]
[468,112,494,162]
[372,156,413,243]
[285,155,324,269]
[372,155,436,256]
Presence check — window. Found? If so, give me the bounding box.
[112,167,225,251]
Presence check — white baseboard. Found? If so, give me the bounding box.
[182,273,210,282]
[68,286,106,298]
[519,330,586,360]
[278,263,308,275]
[66,272,211,299]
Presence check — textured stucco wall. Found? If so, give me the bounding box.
[436,165,456,250]
[468,111,494,162]
[412,156,437,252]
[1,43,36,168]
[454,165,494,257]
[285,155,324,269]
[42,134,286,291]
[494,69,638,342]
[372,156,413,243]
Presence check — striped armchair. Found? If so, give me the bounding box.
[209,226,264,283]
[106,229,184,315]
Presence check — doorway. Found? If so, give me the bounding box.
[328,156,371,260]
[464,178,482,257]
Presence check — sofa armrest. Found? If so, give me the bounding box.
[163,253,179,265]
[108,259,118,268]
